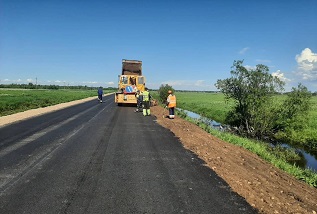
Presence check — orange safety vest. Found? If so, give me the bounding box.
[167,94,176,108]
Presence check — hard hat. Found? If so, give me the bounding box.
[168,90,172,94]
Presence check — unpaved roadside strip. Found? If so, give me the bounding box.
[0,93,112,127]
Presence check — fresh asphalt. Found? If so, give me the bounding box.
[0,94,257,214]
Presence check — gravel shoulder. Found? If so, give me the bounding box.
[1,97,316,213]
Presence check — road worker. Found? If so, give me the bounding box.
[142,87,151,116]
[134,90,143,112]
[97,86,103,103]
[166,90,176,119]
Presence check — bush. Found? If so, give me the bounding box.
[157,84,175,104]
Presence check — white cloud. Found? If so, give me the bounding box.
[244,65,256,70]
[85,81,98,84]
[27,79,33,83]
[272,70,290,82]
[194,80,205,86]
[106,82,114,86]
[295,48,317,81]
[239,47,250,54]
[161,80,216,91]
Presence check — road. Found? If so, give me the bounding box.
[0,94,257,214]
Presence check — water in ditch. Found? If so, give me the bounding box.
[181,109,317,172]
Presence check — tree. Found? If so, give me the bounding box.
[215,60,284,139]
[282,84,311,126]
[274,83,312,142]
[158,84,175,104]
[28,82,35,89]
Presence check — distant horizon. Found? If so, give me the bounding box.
[3,82,317,94]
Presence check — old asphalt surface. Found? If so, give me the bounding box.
[0,94,257,213]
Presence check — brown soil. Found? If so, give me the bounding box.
[1,98,316,213]
[151,106,317,214]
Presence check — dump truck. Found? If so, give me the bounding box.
[115,59,146,105]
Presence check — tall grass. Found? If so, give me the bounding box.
[308,95,317,129]
[0,89,114,116]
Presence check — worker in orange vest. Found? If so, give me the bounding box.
[166,90,176,119]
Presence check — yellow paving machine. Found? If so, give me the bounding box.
[115,59,146,105]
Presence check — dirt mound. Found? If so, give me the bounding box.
[151,105,317,214]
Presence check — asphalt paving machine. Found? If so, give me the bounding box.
[115,59,146,105]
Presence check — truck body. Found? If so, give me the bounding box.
[115,59,146,105]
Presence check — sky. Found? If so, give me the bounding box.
[1,0,317,92]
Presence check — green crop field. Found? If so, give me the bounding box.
[0,89,114,117]
[174,91,317,130]
[175,92,233,123]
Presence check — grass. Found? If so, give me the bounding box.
[0,89,115,116]
[176,92,317,146]
[175,92,232,123]
[175,92,317,128]
[308,95,317,129]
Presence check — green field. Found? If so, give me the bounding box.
[308,95,317,129]
[175,92,233,123]
[175,91,317,148]
[174,91,317,139]
[0,89,114,117]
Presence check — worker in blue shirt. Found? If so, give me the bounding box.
[97,86,103,103]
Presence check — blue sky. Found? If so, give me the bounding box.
[1,0,317,91]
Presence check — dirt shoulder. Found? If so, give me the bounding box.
[1,99,316,213]
[151,106,317,214]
